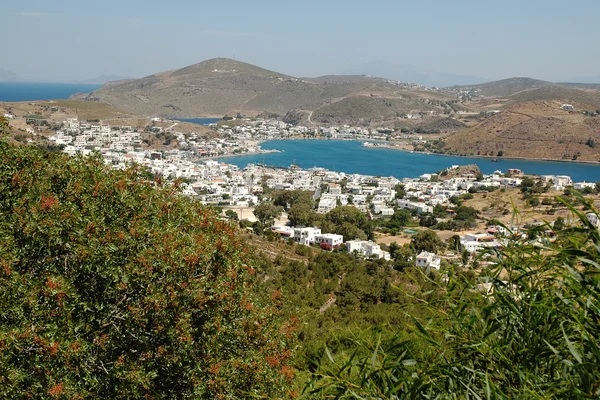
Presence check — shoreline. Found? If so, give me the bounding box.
[357,141,600,166]
[193,149,279,162]
[330,139,600,165]
[257,137,600,166]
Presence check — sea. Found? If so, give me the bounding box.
[220,140,600,182]
[2,83,598,182]
[0,82,102,101]
[177,118,220,125]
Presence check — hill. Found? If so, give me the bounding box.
[449,77,553,97]
[310,95,440,125]
[79,58,457,123]
[450,77,600,104]
[508,86,600,109]
[443,100,600,161]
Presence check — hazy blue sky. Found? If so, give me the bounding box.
[2,0,599,82]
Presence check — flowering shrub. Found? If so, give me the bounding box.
[0,139,292,398]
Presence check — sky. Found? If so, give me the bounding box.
[2,0,599,83]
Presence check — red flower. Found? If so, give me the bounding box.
[48,383,64,398]
[40,194,58,211]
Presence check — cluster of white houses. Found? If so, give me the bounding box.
[46,118,600,272]
[271,225,391,260]
[48,118,270,159]
[217,119,393,141]
[50,119,142,151]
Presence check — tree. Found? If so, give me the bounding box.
[554,216,565,231]
[453,205,479,221]
[325,206,372,240]
[519,177,536,193]
[287,201,317,227]
[390,209,411,227]
[411,230,444,254]
[272,189,313,211]
[432,204,447,218]
[419,215,437,227]
[0,115,8,135]
[447,234,461,252]
[582,186,594,195]
[586,138,596,148]
[461,248,470,264]
[0,143,292,398]
[338,222,367,241]
[225,209,239,221]
[528,196,540,207]
[253,202,283,226]
[394,183,406,199]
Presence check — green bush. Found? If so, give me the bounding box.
[0,141,292,398]
[306,193,600,398]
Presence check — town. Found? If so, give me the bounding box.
[23,115,598,274]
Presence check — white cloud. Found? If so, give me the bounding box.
[17,11,45,17]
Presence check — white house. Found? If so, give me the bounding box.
[587,213,600,229]
[415,251,441,271]
[346,239,390,260]
[460,233,503,255]
[293,227,321,245]
[574,182,596,190]
[397,199,433,215]
[380,207,394,216]
[561,104,574,111]
[315,233,344,250]
[318,197,337,214]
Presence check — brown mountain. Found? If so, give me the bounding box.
[508,86,600,109]
[79,58,456,122]
[450,77,553,97]
[444,101,600,162]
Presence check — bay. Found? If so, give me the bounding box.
[177,118,220,125]
[0,82,102,102]
[220,140,600,182]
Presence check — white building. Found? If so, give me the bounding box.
[397,199,433,215]
[415,251,441,271]
[293,227,321,245]
[460,233,503,255]
[318,197,337,214]
[346,239,390,260]
[561,104,574,111]
[315,233,344,250]
[587,213,600,229]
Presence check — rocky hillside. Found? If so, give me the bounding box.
[310,96,441,125]
[443,101,600,162]
[508,86,600,109]
[449,77,554,97]
[79,58,456,123]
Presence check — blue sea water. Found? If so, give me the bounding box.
[220,140,600,182]
[178,118,220,125]
[0,82,102,101]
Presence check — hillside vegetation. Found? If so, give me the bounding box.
[1,118,600,398]
[0,128,292,398]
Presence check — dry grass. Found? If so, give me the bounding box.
[444,100,600,162]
